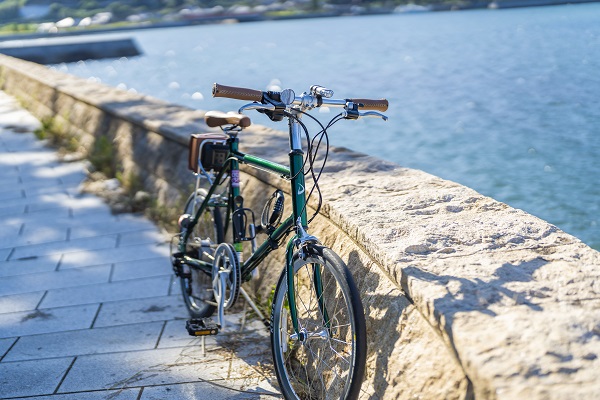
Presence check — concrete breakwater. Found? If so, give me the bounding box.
[0,53,598,399]
[0,38,140,64]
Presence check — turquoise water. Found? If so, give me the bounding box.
[59,4,600,250]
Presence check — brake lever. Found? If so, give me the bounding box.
[341,110,388,121]
[238,102,276,114]
[361,111,388,121]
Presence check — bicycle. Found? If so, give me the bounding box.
[171,83,388,399]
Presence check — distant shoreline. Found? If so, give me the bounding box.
[0,0,597,43]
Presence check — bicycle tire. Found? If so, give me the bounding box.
[180,189,224,318]
[270,245,367,400]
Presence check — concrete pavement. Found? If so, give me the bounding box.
[0,92,279,400]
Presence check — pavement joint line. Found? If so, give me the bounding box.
[54,254,64,272]
[0,337,19,362]
[53,356,77,395]
[108,264,115,283]
[34,291,48,310]
[154,320,167,349]
[89,303,103,329]
[6,247,15,261]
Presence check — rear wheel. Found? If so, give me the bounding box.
[270,245,367,400]
[180,189,224,319]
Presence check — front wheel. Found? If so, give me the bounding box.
[270,245,367,400]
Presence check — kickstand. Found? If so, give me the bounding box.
[240,296,248,333]
[201,335,206,357]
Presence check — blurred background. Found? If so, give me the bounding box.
[1,1,598,250]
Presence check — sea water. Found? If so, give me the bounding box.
[58,3,600,250]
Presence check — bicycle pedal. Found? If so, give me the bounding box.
[186,318,220,336]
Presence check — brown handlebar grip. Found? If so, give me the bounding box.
[212,83,263,102]
[349,98,389,112]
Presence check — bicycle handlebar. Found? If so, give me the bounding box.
[347,98,388,112]
[212,83,388,112]
[213,83,263,102]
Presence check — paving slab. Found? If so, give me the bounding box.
[59,243,169,270]
[11,388,141,400]
[0,291,45,314]
[9,235,118,261]
[47,195,113,216]
[140,380,279,399]
[0,265,111,297]
[0,254,60,278]
[111,257,171,282]
[0,304,99,338]
[39,276,171,309]
[58,345,273,394]
[93,295,188,328]
[157,317,268,350]
[69,218,156,240]
[0,188,24,202]
[0,357,73,398]
[3,321,165,362]
[117,229,169,247]
[0,203,25,217]
[1,190,72,210]
[1,228,68,255]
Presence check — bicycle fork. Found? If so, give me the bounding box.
[284,114,332,342]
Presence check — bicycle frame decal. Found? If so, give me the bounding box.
[231,170,240,187]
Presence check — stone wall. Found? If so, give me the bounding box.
[1,53,598,399]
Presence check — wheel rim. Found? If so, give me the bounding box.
[274,255,357,399]
[182,190,220,314]
[212,243,240,310]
